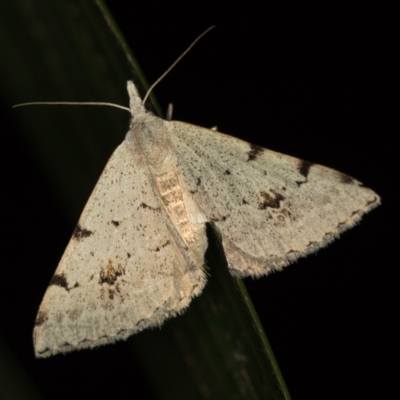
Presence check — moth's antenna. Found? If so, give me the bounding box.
[142,26,215,105]
[13,26,215,112]
[13,101,131,112]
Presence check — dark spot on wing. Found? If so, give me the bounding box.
[99,260,125,285]
[139,202,160,212]
[111,220,120,226]
[49,273,78,292]
[50,273,68,290]
[35,311,48,327]
[242,198,249,205]
[73,224,93,240]
[224,169,231,175]
[259,189,285,209]
[127,252,131,258]
[298,160,313,178]
[153,240,171,252]
[338,172,354,184]
[296,160,314,186]
[210,215,229,222]
[247,144,264,161]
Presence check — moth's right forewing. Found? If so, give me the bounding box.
[169,121,380,277]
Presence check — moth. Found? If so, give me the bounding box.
[28,80,381,357]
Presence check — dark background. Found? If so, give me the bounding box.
[1,1,396,399]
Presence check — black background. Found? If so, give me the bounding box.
[1,1,397,399]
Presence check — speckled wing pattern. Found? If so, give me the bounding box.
[169,121,380,277]
[33,81,380,357]
[34,135,207,357]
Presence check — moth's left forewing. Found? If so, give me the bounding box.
[169,121,380,277]
[34,138,206,357]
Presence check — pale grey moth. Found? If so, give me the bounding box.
[33,81,380,357]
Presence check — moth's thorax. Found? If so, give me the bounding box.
[129,112,174,173]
